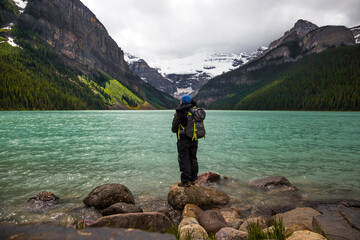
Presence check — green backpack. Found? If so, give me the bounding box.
[178,107,206,141]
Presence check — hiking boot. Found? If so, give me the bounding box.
[178,182,191,187]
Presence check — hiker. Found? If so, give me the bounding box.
[172,94,199,187]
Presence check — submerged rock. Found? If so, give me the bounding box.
[27,191,59,204]
[90,212,173,233]
[26,191,60,212]
[101,202,143,216]
[168,183,230,210]
[248,176,297,190]
[197,210,227,234]
[83,183,135,209]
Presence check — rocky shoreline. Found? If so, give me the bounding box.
[1,173,359,240]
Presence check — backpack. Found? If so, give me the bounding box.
[178,107,206,141]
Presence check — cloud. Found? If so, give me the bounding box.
[81,0,360,61]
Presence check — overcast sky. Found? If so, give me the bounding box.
[81,0,360,62]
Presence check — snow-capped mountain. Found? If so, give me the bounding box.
[351,25,360,44]
[125,47,267,98]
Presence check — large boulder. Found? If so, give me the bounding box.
[182,204,203,219]
[248,176,297,190]
[196,172,221,185]
[219,208,243,229]
[90,212,173,233]
[168,183,230,210]
[179,224,208,240]
[83,183,135,209]
[312,204,360,240]
[101,202,143,216]
[273,207,321,231]
[286,230,327,240]
[215,227,248,240]
[0,223,176,240]
[198,210,227,234]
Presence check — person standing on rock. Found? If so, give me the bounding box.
[172,94,199,187]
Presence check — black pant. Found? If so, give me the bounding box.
[177,136,198,183]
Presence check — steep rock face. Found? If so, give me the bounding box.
[19,0,129,80]
[268,19,318,51]
[128,59,177,95]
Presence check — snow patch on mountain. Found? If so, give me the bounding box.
[14,0,28,13]
[148,48,266,77]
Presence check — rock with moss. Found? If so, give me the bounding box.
[83,183,135,209]
[179,224,208,240]
[178,217,199,231]
[168,183,230,210]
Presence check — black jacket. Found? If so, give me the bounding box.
[171,100,197,134]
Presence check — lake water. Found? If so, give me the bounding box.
[0,110,359,224]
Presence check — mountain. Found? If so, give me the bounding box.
[195,20,359,110]
[0,0,177,110]
[125,48,266,99]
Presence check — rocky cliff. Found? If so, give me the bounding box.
[16,0,177,109]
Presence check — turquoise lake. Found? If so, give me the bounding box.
[0,110,359,223]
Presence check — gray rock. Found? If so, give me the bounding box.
[90,212,173,233]
[239,216,267,231]
[313,204,360,240]
[248,176,297,190]
[198,210,227,234]
[157,207,182,225]
[101,202,143,216]
[215,227,248,240]
[26,191,60,212]
[338,207,360,230]
[168,183,230,210]
[83,183,135,209]
[0,223,176,240]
